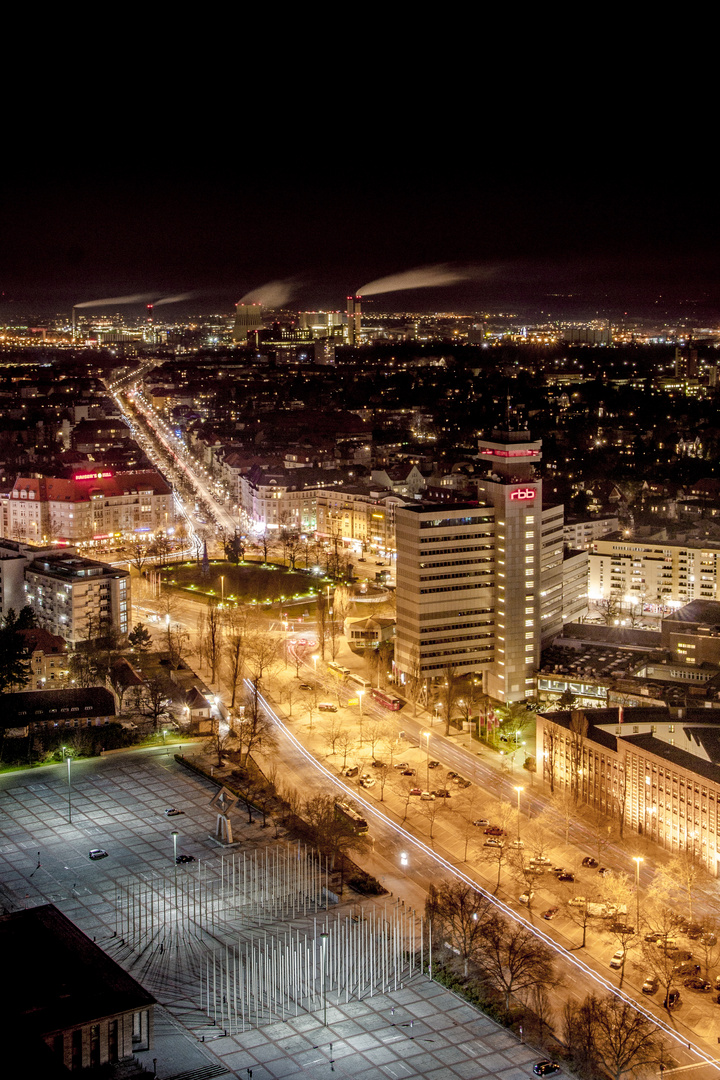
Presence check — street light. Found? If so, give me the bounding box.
[312,654,319,675]
[514,785,524,842]
[423,731,431,788]
[400,851,409,875]
[632,855,644,930]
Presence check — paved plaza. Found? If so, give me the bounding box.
[0,749,541,1079]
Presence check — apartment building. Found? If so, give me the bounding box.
[589,536,720,606]
[24,552,130,645]
[2,470,173,547]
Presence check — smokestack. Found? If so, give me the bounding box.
[233,302,264,345]
[347,294,361,345]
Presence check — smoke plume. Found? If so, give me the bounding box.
[74,293,158,309]
[357,264,471,297]
[239,279,297,308]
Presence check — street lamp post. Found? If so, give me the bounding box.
[283,621,289,669]
[400,851,409,876]
[423,731,431,788]
[172,830,179,907]
[220,575,225,606]
[514,785,524,842]
[632,855,644,930]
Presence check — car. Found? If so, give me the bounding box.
[529,861,546,873]
[409,787,423,796]
[542,907,559,920]
[447,771,459,779]
[484,825,504,836]
[702,933,718,946]
[455,777,472,788]
[296,638,308,646]
[473,819,490,827]
[165,808,184,817]
[597,867,612,876]
[359,777,376,789]
[568,896,588,907]
[89,849,108,860]
[371,761,387,769]
[318,702,338,712]
[511,839,525,848]
[609,950,625,969]
[401,768,416,776]
[684,977,712,992]
[344,766,359,777]
[420,791,435,800]
[557,872,575,882]
[609,922,634,935]
[686,924,704,939]
[176,854,195,864]
[644,931,662,943]
[519,892,535,905]
[642,976,659,994]
[394,762,409,770]
[674,961,700,976]
[656,936,679,950]
[299,683,313,690]
[533,1063,560,1078]
[664,990,681,1010]
[484,838,504,848]
[581,857,599,868]
[673,950,694,963]
[432,789,451,798]
[428,760,440,769]
[552,866,566,874]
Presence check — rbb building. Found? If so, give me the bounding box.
[395,427,587,703]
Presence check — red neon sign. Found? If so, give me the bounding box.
[73,471,114,481]
[482,448,540,457]
[509,488,536,500]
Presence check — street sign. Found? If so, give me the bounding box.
[348,698,359,705]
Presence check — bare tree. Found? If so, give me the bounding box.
[564,993,667,1080]
[302,793,369,888]
[425,880,493,975]
[569,709,588,804]
[323,716,345,757]
[336,729,356,771]
[240,678,279,764]
[438,662,461,735]
[543,722,560,793]
[198,602,224,685]
[479,917,556,1016]
[403,644,426,716]
[223,608,248,708]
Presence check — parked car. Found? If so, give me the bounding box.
[409,787,423,796]
[597,867,612,876]
[455,777,471,788]
[702,933,718,946]
[447,771,459,779]
[420,791,435,801]
[89,849,108,860]
[533,1063,560,1078]
[644,932,663,943]
[581,857,598,868]
[684,977,712,992]
[642,976,659,994]
[542,907,559,920]
[674,961,700,976]
[484,838,503,848]
[318,702,338,712]
[609,922,634,935]
[165,808,184,817]
[609,950,625,969]
[673,950,694,963]
[511,839,525,848]
[519,892,535,905]
[345,766,359,777]
[557,872,575,882]
[394,762,409,770]
[473,819,490,827]
[428,760,440,769]
[299,683,313,690]
[176,854,195,864]
[432,789,451,798]
[371,761,387,769]
[484,825,504,836]
[401,768,416,776]
[359,777,376,789]
[664,990,681,1009]
[686,924,705,939]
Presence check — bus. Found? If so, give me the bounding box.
[328,661,350,680]
[347,672,372,691]
[335,801,369,834]
[371,687,403,711]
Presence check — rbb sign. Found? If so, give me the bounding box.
[509,488,536,501]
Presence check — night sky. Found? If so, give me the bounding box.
[2,152,718,322]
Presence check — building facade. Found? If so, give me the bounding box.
[25,552,130,644]
[394,427,588,703]
[589,536,720,607]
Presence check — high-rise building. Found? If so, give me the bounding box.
[394,426,587,703]
[232,302,264,345]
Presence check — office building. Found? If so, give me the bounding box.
[394,427,588,703]
[589,536,720,607]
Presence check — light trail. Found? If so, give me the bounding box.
[247,677,720,1073]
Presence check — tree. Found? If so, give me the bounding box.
[651,850,709,924]
[323,716,345,757]
[479,917,556,1016]
[143,674,173,730]
[0,609,31,692]
[224,533,245,565]
[198,602,224,685]
[425,880,493,976]
[437,663,461,735]
[128,623,152,651]
[223,607,248,708]
[240,678,279,764]
[542,724,561,793]
[128,539,153,575]
[302,792,369,888]
[404,644,426,716]
[569,709,588,804]
[564,993,666,1080]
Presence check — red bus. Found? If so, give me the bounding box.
[371,687,403,711]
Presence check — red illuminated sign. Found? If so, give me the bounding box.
[482,448,540,457]
[509,488,536,501]
[74,471,113,481]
